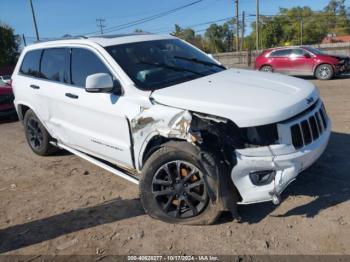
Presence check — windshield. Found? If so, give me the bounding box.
[105,39,225,90]
[304,47,323,55]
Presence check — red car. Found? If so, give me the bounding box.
[0,79,16,118]
[255,46,349,80]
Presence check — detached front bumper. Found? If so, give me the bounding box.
[231,102,331,204]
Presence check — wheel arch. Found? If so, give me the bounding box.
[140,134,183,170]
[17,103,32,122]
[313,62,335,76]
[259,64,273,71]
[138,120,244,206]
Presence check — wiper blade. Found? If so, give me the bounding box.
[137,60,205,76]
[173,56,226,69]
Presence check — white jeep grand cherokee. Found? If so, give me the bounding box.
[12,33,331,225]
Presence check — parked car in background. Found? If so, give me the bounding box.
[0,75,12,84]
[0,79,15,118]
[255,46,350,80]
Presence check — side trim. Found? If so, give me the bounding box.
[55,142,139,185]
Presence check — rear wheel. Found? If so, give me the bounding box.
[259,65,273,73]
[315,64,334,80]
[24,109,57,156]
[140,142,223,225]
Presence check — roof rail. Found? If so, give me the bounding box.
[34,35,88,43]
[87,32,154,39]
[33,32,155,44]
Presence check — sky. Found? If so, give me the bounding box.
[1,0,349,43]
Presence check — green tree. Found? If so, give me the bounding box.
[323,0,350,35]
[247,0,350,49]
[0,22,20,67]
[171,24,204,50]
[204,23,225,53]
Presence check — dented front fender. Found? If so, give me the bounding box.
[130,104,194,171]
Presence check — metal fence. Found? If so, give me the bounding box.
[213,42,350,69]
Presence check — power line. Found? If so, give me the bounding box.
[154,17,232,34]
[82,0,204,35]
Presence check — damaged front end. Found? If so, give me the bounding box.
[130,98,331,208]
[129,103,282,215]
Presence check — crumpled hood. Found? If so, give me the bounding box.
[151,69,319,127]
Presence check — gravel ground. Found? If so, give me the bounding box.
[0,75,349,256]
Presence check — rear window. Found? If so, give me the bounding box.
[269,49,292,57]
[20,49,42,77]
[40,48,70,83]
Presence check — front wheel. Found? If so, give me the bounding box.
[315,64,334,80]
[259,65,273,72]
[140,142,223,225]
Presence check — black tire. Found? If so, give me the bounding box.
[315,64,334,80]
[23,109,57,156]
[259,65,273,72]
[140,142,224,225]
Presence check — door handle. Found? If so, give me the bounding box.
[30,84,40,89]
[65,93,79,99]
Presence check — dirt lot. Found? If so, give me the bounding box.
[0,76,350,256]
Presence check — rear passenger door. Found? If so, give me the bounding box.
[35,48,72,136]
[16,49,49,121]
[45,47,134,168]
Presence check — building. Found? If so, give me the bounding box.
[322,34,350,44]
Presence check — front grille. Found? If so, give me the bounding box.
[0,94,14,105]
[290,105,328,149]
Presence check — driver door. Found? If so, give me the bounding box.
[288,48,315,76]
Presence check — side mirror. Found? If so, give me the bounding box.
[304,53,311,58]
[86,73,114,93]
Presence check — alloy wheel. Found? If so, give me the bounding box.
[318,66,331,79]
[152,160,208,219]
[261,66,273,72]
[26,117,44,150]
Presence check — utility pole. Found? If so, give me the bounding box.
[300,17,303,45]
[256,0,259,51]
[28,0,40,41]
[235,0,239,51]
[22,34,27,46]
[241,11,245,51]
[96,18,106,35]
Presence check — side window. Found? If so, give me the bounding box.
[40,48,70,83]
[291,48,308,57]
[71,48,111,87]
[269,49,292,57]
[20,49,42,77]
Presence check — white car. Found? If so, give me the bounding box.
[12,33,331,224]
